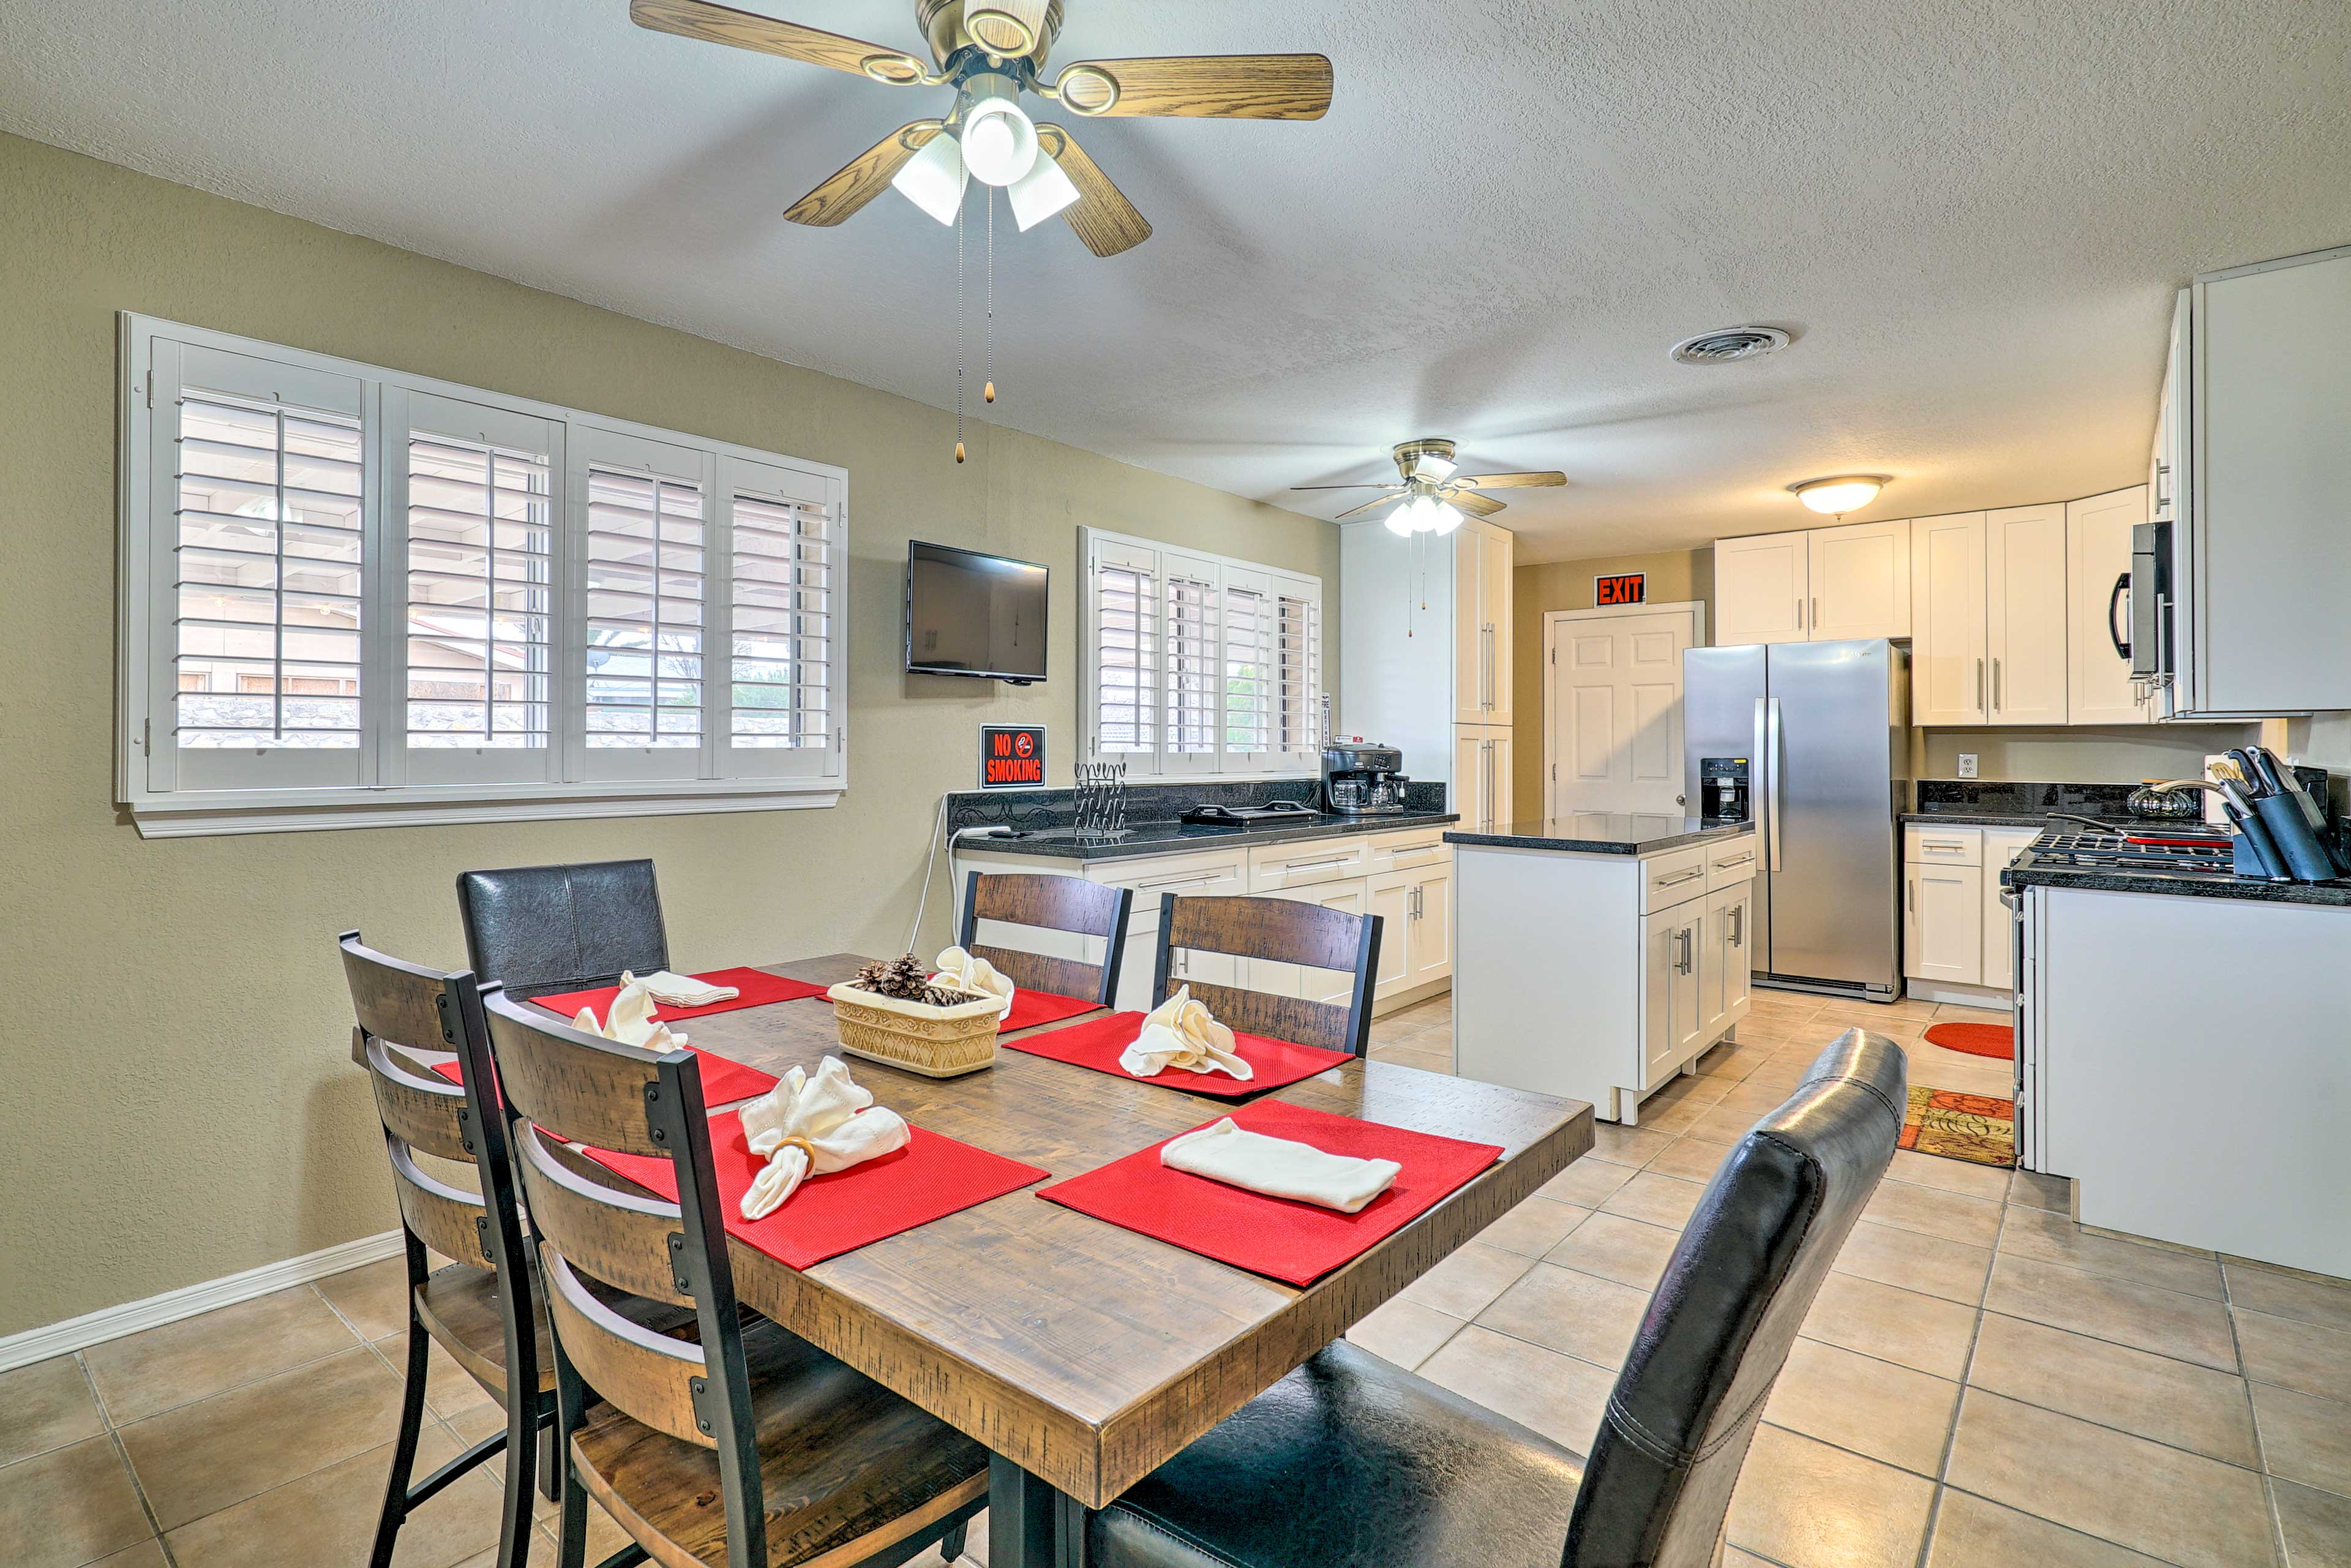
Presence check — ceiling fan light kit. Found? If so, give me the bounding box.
[1295,437,1567,528]
[1790,475,1888,516]
[891,131,969,223]
[1005,147,1081,229]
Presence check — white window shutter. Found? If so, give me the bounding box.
[1161,550,1223,774]
[1086,533,1160,767]
[719,455,841,779]
[1275,575,1323,765]
[571,428,711,782]
[1221,568,1274,767]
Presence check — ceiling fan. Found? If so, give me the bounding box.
[1293,439,1567,535]
[629,0,1335,257]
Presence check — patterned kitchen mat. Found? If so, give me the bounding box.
[1899,1084,2015,1168]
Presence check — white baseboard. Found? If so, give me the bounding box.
[0,1229,404,1374]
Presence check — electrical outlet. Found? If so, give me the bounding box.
[1957,753,1979,779]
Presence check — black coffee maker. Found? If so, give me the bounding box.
[1322,741,1408,816]
[1700,757,1750,822]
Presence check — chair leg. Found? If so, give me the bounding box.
[939,1519,968,1562]
[552,1353,590,1568]
[367,1247,432,1568]
[537,1396,561,1502]
[495,1387,540,1568]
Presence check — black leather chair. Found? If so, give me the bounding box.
[1086,1029,1907,1568]
[455,859,669,1001]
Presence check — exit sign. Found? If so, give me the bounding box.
[979,724,1046,789]
[1595,572,1647,606]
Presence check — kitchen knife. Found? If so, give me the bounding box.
[2225,749,2268,796]
[2251,747,2328,829]
[2220,781,2290,879]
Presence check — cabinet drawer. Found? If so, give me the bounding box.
[1704,836,1760,890]
[1641,847,1709,912]
[1366,831,1450,876]
[1248,839,1372,892]
[1905,825,1983,866]
[1090,851,1249,913]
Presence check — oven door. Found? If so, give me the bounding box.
[2129,520,2171,683]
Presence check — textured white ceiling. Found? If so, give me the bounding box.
[6,1,2349,560]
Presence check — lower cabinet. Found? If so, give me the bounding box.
[1902,823,2039,1002]
[1640,876,1754,1097]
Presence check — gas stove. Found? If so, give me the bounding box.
[2022,829,2242,877]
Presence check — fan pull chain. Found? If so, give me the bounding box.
[983,188,997,405]
[953,190,967,464]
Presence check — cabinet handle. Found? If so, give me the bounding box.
[1676,929,1693,974]
[1906,876,1916,915]
[1921,839,1967,852]
[1657,868,1705,888]
[1812,596,1820,632]
[1283,856,1355,874]
[1976,658,1985,712]
[1993,657,2003,713]
[1136,871,1226,892]
[1730,906,1744,946]
[1794,596,1804,631]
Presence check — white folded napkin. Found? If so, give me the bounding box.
[628,968,740,1008]
[736,1056,910,1220]
[573,975,689,1051]
[1160,1117,1401,1214]
[1121,986,1252,1081]
[931,946,1015,1017]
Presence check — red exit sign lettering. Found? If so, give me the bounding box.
[1595,572,1647,606]
[980,724,1046,789]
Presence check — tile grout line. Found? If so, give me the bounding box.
[1910,1180,2001,1568]
[73,1348,183,1568]
[2224,1267,2298,1568]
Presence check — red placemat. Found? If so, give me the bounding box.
[529,967,831,1026]
[430,1048,779,1111]
[1037,1100,1502,1286]
[1000,1011,1350,1098]
[581,1116,1049,1272]
[1002,988,1106,1033]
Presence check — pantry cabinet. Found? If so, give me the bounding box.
[2067,486,2155,726]
[1453,517,1515,726]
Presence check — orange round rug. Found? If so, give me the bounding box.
[1924,1021,2014,1060]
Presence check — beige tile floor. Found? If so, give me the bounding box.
[4,988,2345,1567]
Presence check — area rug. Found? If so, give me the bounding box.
[1922,1020,2014,1060]
[1899,1084,2014,1168]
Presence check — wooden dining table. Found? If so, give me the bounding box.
[383,953,1593,1568]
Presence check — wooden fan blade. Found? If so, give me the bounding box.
[1289,484,1401,492]
[784,122,943,226]
[1051,54,1333,119]
[1035,124,1152,257]
[1458,471,1567,489]
[629,0,930,83]
[1449,491,1507,517]
[1335,493,1407,520]
[965,1,1050,56]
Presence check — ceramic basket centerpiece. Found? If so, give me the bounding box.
[828,953,1002,1078]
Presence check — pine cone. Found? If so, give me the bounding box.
[921,984,981,1007]
[853,958,896,994]
[880,953,929,999]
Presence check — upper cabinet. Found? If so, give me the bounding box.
[1909,512,1989,724]
[1714,519,1910,647]
[1453,518,1515,726]
[1911,508,2068,727]
[2067,486,2154,726]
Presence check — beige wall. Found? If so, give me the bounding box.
[1510,549,1713,809]
[1913,725,2259,784]
[0,133,1338,1337]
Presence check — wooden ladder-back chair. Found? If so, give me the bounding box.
[480,989,989,1568]
[1152,893,1383,1057]
[958,870,1134,1007]
[342,931,552,1568]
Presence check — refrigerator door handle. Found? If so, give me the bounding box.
[1765,696,1784,873]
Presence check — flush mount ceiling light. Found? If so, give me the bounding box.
[1671,325,1791,366]
[1791,475,1889,516]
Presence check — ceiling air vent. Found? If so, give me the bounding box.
[1670,326,1790,366]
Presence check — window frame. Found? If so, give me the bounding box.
[1078,526,1323,778]
[117,313,848,838]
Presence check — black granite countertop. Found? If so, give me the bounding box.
[1444,816,1757,855]
[955,810,1459,861]
[2003,852,2351,907]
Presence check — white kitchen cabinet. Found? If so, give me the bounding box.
[1905,860,1984,986]
[1978,827,2039,994]
[1807,519,1913,640]
[1366,872,1412,997]
[1406,861,1452,991]
[1910,512,1990,725]
[1455,725,1512,831]
[1714,520,1909,646]
[1985,505,2069,725]
[1455,829,1755,1123]
[2067,486,2154,726]
[1452,518,1515,725]
[1713,531,1810,645]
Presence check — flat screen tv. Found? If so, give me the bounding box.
[904,540,1050,685]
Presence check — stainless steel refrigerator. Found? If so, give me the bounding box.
[1682,641,1910,1001]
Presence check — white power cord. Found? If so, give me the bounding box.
[905,792,1013,955]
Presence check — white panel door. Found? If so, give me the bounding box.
[1808,519,1913,639]
[1905,863,1984,985]
[2066,486,2153,726]
[1408,864,1452,989]
[1366,872,1412,998]
[1911,512,1989,726]
[1986,505,2069,726]
[1713,532,1809,645]
[1547,609,1692,816]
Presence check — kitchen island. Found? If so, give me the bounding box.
[1447,815,1758,1123]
